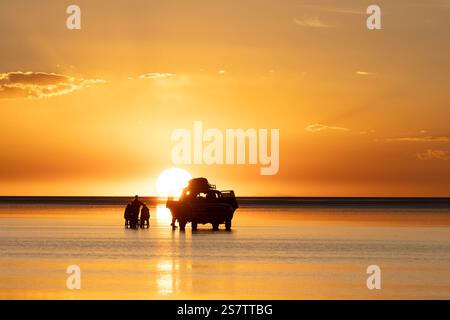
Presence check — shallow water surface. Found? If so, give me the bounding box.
[1,203,450,299]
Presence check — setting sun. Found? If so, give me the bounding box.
[156,168,192,198]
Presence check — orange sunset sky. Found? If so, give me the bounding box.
[0,0,449,196]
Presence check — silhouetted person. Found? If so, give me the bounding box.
[171,217,177,230]
[124,203,132,227]
[130,195,144,228]
[167,195,178,230]
[131,195,144,209]
[140,205,150,228]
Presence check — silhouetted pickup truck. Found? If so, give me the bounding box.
[166,178,238,231]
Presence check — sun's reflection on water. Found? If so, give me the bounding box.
[156,260,177,295]
[156,204,172,225]
[153,203,195,296]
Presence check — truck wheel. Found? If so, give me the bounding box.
[192,222,198,231]
[179,221,186,231]
[212,223,219,231]
[225,219,232,231]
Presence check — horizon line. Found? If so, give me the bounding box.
[1,195,450,199]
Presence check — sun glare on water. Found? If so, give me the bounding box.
[156,168,192,198]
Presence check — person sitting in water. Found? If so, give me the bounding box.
[140,204,150,228]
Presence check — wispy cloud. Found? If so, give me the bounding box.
[387,136,450,142]
[417,149,450,161]
[356,71,373,76]
[294,17,331,28]
[321,7,365,15]
[138,73,174,80]
[0,71,105,99]
[305,123,349,133]
[296,4,365,15]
